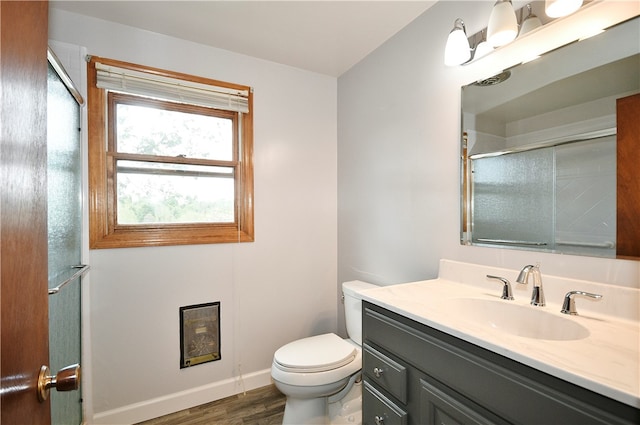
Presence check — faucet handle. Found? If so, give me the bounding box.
[487,275,514,300]
[561,291,603,315]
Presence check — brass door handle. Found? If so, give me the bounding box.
[37,364,80,402]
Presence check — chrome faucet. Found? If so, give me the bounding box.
[486,275,514,300]
[561,291,602,315]
[516,264,545,306]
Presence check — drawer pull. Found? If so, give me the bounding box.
[373,367,384,378]
[374,415,385,425]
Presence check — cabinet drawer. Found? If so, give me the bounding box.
[363,381,407,425]
[363,343,407,403]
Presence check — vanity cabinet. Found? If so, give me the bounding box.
[362,302,639,425]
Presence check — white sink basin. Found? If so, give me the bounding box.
[446,298,590,341]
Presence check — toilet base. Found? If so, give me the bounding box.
[279,373,363,425]
[282,397,327,425]
[328,377,362,425]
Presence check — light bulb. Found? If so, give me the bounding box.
[545,0,583,18]
[487,0,518,47]
[519,4,542,37]
[444,19,471,66]
[473,41,494,60]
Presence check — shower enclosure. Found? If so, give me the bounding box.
[47,48,86,425]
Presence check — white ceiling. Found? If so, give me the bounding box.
[50,1,436,77]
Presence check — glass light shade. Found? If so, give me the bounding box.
[444,26,471,66]
[473,41,494,60]
[519,14,543,36]
[545,0,583,18]
[487,0,518,47]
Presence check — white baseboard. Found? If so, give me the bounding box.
[91,369,273,425]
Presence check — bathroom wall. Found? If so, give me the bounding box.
[50,8,338,424]
[337,0,639,332]
[49,1,639,422]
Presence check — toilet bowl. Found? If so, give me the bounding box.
[271,280,377,425]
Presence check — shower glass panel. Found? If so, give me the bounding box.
[555,136,616,256]
[471,148,554,248]
[47,61,83,425]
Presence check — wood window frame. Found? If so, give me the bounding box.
[87,56,254,248]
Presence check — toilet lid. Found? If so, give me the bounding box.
[274,333,356,373]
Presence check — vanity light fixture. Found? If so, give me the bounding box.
[545,0,583,18]
[487,0,518,47]
[443,0,596,67]
[444,18,471,66]
[519,4,543,37]
[473,29,494,60]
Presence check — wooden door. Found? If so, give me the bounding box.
[1,1,51,423]
[616,93,640,260]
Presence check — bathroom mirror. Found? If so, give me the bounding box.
[461,16,640,260]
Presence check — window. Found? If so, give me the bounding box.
[87,56,254,248]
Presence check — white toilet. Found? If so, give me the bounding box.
[271,280,377,425]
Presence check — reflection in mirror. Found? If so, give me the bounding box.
[461,17,639,259]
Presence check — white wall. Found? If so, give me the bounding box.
[337,1,639,330]
[50,1,640,423]
[50,8,338,424]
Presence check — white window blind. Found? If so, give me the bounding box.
[95,62,250,113]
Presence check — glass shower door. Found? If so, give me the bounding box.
[471,148,555,248]
[47,51,84,425]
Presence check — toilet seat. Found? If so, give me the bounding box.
[273,333,356,373]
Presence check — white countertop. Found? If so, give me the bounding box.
[359,261,640,409]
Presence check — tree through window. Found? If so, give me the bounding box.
[88,56,254,248]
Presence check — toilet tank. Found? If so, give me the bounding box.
[342,280,378,346]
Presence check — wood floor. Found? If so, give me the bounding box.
[135,385,286,425]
